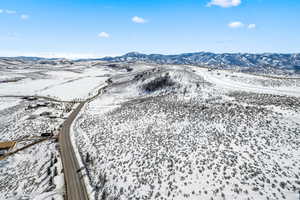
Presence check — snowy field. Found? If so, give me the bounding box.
[0,61,113,101]
[72,64,300,200]
[0,141,64,200]
[0,97,72,199]
[193,68,300,97]
[0,97,21,111]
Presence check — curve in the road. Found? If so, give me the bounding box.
[58,84,108,200]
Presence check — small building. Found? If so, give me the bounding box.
[49,114,58,119]
[41,132,53,137]
[36,101,49,107]
[27,104,38,109]
[27,101,50,110]
[0,141,16,156]
[40,111,52,116]
[27,96,38,101]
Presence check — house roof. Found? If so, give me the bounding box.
[0,141,16,150]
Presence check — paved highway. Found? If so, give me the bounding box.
[58,70,155,199]
[59,102,89,200]
[58,84,108,200]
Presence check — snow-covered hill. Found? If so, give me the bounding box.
[71,64,300,200]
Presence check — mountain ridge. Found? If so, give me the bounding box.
[1,52,300,74]
[99,52,300,74]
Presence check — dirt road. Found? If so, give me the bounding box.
[0,95,83,103]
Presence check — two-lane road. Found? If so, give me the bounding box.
[58,71,156,199]
[58,84,109,200]
[59,102,89,200]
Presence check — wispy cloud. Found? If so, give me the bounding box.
[5,9,17,14]
[228,21,244,28]
[20,14,29,20]
[207,0,241,8]
[228,22,257,30]
[132,16,147,24]
[248,24,256,29]
[1,9,30,20]
[0,32,20,41]
[98,32,110,38]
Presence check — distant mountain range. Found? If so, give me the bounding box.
[100,52,300,73]
[1,52,300,74]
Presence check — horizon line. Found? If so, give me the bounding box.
[1,51,300,60]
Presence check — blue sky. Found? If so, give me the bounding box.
[0,0,300,58]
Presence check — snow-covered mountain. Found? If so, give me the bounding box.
[100,52,300,73]
[1,52,300,74]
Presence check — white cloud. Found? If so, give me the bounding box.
[132,16,147,24]
[248,24,256,29]
[228,21,244,28]
[207,0,241,8]
[98,32,110,38]
[20,14,29,20]
[0,9,3,14]
[5,10,16,14]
